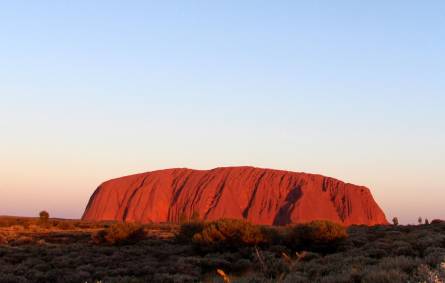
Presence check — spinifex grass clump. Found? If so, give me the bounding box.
[188,219,266,250]
[92,222,145,245]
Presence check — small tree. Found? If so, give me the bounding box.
[418,217,422,225]
[392,217,399,226]
[425,218,429,225]
[39,210,49,223]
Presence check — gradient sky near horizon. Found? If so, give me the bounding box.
[1,1,444,224]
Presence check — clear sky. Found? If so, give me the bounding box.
[1,1,444,224]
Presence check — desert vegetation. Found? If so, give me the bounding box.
[1,216,445,282]
[91,223,146,245]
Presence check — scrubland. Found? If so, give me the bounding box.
[0,216,444,283]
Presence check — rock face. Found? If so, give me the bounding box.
[82,167,388,226]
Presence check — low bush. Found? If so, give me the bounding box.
[191,219,266,250]
[285,220,348,252]
[176,221,204,242]
[92,223,145,245]
[261,225,284,245]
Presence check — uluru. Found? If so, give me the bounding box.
[82,166,388,226]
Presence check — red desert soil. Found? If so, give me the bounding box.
[82,166,388,226]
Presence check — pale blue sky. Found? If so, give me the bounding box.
[0,1,444,223]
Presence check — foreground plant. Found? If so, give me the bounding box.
[92,222,145,245]
[285,220,348,252]
[192,219,266,250]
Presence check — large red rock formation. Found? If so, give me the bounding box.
[82,167,388,226]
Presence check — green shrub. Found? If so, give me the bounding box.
[177,221,204,242]
[192,219,266,250]
[261,226,284,246]
[285,220,348,252]
[92,223,145,245]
